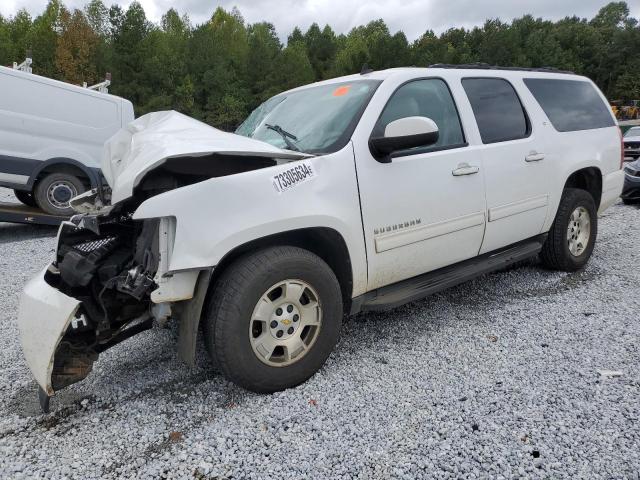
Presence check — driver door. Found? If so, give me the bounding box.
[355,78,487,290]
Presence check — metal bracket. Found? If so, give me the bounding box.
[13,55,33,73]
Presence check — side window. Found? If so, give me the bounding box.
[523,78,615,132]
[462,78,529,144]
[373,78,465,153]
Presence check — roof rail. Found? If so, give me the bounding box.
[428,63,574,74]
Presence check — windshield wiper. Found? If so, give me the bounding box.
[265,124,300,152]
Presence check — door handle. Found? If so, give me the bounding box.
[452,163,479,176]
[525,152,545,162]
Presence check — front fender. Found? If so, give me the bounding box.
[132,145,368,297]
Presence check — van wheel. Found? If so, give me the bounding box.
[540,188,597,271]
[202,246,342,393]
[34,173,85,216]
[13,190,38,208]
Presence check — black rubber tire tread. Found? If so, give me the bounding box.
[13,189,38,207]
[622,198,635,205]
[34,173,85,216]
[202,246,343,393]
[540,188,597,272]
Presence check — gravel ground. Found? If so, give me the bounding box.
[0,187,638,479]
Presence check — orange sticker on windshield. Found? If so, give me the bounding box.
[333,85,351,97]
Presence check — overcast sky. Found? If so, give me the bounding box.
[2,0,638,41]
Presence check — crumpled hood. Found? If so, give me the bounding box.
[103,111,309,204]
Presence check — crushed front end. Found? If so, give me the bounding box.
[18,208,165,411]
[17,110,310,412]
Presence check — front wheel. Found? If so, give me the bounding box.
[540,188,597,271]
[202,246,343,393]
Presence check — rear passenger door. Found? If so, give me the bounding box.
[462,77,552,254]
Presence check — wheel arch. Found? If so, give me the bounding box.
[175,227,354,367]
[563,166,602,210]
[27,158,101,190]
[209,227,354,315]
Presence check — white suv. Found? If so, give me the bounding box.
[18,65,624,409]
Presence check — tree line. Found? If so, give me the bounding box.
[1,1,639,130]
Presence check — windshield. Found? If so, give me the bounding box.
[236,80,381,154]
[625,127,640,137]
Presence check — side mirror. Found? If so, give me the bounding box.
[369,116,439,162]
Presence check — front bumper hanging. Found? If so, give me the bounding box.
[18,267,81,401]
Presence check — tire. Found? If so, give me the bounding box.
[34,173,86,216]
[622,198,636,205]
[202,246,343,393]
[540,188,597,272]
[13,189,37,207]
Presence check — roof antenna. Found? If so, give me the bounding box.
[360,63,374,75]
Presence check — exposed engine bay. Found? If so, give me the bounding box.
[46,213,159,391]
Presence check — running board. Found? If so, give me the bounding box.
[353,234,546,313]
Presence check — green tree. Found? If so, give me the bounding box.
[1,1,639,130]
[0,15,13,66]
[7,9,32,64]
[136,8,191,115]
[303,23,337,79]
[271,41,315,91]
[25,0,60,77]
[247,22,281,101]
[109,1,150,111]
[189,7,250,128]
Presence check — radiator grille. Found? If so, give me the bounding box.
[72,237,116,253]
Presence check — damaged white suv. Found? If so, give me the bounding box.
[18,65,624,410]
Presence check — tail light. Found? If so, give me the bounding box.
[619,129,624,169]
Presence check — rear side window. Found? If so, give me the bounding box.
[462,78,529,144]
[523,78,615,132]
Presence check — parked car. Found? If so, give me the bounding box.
[18,65,624,410]
[621,158,640,204]
[0,65,134,215]
[623,126,640,160]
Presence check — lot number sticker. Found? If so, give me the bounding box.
[272,161,316,193]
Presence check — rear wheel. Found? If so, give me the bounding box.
[34,173,86,216]
[13,189,37,207]
[540,188,597,271]
[202,246,343,393]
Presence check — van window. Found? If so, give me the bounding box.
[373,78,465,154]
[462,78,529,144]
[0,72,119,129]
[524,78,615,132]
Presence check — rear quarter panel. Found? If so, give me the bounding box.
[515,75,621,231]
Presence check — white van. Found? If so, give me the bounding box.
[0,65,134,215]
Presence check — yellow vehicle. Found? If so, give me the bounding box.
[611,100,640,120]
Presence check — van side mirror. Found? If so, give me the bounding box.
[369,116,439,163]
